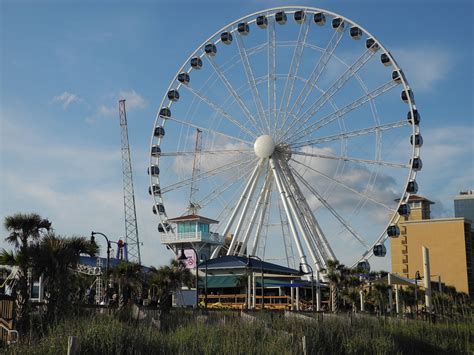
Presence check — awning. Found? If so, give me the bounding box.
[199,276,305,289]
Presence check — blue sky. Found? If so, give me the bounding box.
[1,0,473,269]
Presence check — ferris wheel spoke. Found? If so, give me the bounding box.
[291,167,370,249]
[268,16,277,134]
[283,24,346,129]
[290,158,396,212]
[197,161,255,209]
[276,15,311,134]
[252,180,273,257]
[159,149,253,157]
[290,120,409,149]
[205,56,264,135]
[160,157,256,194]
[166,116,253,145]
[281,48,376,140]
[182,85,259,139]
[290,150,409,169]
[235,34,271,134]
[286,79,400,143]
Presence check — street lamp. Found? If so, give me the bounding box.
[201,255,208,310]
[178,247,199,309]
[414,270,421,315]
[247,255,264,310]
[299,263,314,312]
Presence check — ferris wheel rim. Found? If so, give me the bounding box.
[149,6,421,270]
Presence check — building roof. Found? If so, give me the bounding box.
[78,256,151,272]
[198,255,302,275]
[167,214,219,224]
[396,194,434,204]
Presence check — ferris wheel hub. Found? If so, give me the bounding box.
[254,135,275,158]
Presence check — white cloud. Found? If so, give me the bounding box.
[118,90,146,110]
[52,91,83,109]
[91,89,147,122]
[393,46,453,92]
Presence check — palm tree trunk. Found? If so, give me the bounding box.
[331,285,338,313]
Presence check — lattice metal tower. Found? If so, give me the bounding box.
[119,99,141,264]
[188,128,202,215]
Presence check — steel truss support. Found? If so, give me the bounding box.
[251,178,272,256]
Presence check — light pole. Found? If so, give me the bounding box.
[247,255,264,310]
[299,262,314,312]
[178,247,199,309]
[414,270,421,315]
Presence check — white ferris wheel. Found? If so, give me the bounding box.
[149,6,422,273]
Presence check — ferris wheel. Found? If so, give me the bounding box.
[149,6,422,273]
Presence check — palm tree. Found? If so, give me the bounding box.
[108,261,145,309]
[1,213,51,332]
[30,233,97,322]
[324,260,345,313]
[148,260,194,313]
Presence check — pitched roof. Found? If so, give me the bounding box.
[167,214,219,224]
[198,255,301,275]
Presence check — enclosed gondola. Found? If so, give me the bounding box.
[398,203,411,217]
[154,126,165,138]
[392,70,402,83]
[365,38,379,52]
[167,89,179,102]
[151,145,161,157]
[177,72,190,84]
[381,53,391,66]
[373,244,387,257]
[314,12,326,25]
[152,204,165,215]
[410,133,423,147]
[406,180,418,194]
[332,17,344,31]
[148,165,160,176]
[256,15,268,28]
[357,260,370,273]
[275,11,287,24]
[387,224,400,238]
[159,107,171,118]
[148,184,161,196]
[237,22,250,35]
[221,31,233,44]
[401,89,414,104]
[407,109,420,125]
[350,26,362,39]
[190,57,203,69]
[158,222,171,233]
[204,43,217,56]
[411,157,423,171]
[294,10,305,24]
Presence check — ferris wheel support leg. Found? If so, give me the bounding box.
[250,181,272,256]
[272,158,325,272]
[227,160,265,256]
[269,157,309,271]
[211,160,263,259]
[239,172,272,255]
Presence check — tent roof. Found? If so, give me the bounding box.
[199,256,301,276]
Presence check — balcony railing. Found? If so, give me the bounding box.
[161,231,224,245]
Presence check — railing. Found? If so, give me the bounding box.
[161,231,224,244]
[0,322,18,345]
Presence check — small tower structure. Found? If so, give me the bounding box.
[164,214,223,261]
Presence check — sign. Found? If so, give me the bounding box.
[178,249,196,269]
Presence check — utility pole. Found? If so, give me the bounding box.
[119,99,141,264]
[188,128,202,214]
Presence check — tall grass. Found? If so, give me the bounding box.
[5,311,473,354]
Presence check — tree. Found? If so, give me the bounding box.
[1,213,51,332]
[324,260,345,312]
[108,261,145,309]
[30,233,98,322]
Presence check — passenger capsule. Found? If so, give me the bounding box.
[398,203,411,217]
[387,224,400,238]
[148,184,161,196]
[190,57,203,69]
[392,70,402,83]
[406,180,418,194]
[148,165,160,176]
[152,204,165,215]
[204,43,217,56]
[159,107,171,118]
[357,261,370,273]
[167,89,179,102]
[314,12,326,26]
[373,244,387,257]
[350,26,362,40]
[332,18,344,31]
[221,31,233,44]
[275,11,287,25]
[294,10,305,24]
[410,133,423,147]
[237,22,250,35]
[381,53,391,66]
[154,126,165,138]
[365,38,379,52]
[151,145,161,157]
[177,72,190,84]
[407,109,420,125]
[256,15,268,29]
[158,222,171,233]
[411,157,423,171]
[401,89,414,103]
